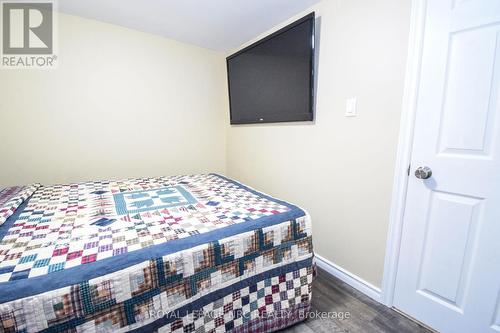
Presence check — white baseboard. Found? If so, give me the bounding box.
[314,253,382,303]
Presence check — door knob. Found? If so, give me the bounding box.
[415,166,432,180]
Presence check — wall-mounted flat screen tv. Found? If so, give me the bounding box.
[227,13,315,124]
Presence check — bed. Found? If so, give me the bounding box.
[0,174,314,333]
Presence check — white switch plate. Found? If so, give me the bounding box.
[345,97,357,117]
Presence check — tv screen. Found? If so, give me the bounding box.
[227,13,315,124]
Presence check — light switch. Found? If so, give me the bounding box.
[345,97,357,117]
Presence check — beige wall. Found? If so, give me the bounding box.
[226,0,411,287]
[0,13,227,187]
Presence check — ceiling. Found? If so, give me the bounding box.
[58,0,321,52]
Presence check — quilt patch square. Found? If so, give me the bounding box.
[89,280,114,304]
[46,291,82,326]
[9,269,29,281]
[0,308,23,333]
[113,186,197,214]
[93,306,127,331]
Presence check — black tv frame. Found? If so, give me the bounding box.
[226,12,315,125]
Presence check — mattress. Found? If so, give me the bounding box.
[0,174,314,333]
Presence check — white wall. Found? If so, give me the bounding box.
[0,13,227,187]
[226,0,411,287]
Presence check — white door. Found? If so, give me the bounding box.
[394,0,500,332]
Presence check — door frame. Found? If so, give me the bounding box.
[380,0,427,307]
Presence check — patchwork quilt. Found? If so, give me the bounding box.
[0,174,314,333]
[0,184,40,226]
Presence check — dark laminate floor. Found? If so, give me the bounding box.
[282,267,433,333]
